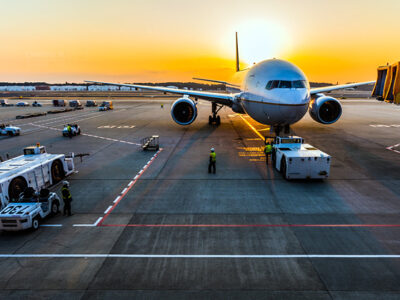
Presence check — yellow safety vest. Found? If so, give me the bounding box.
[61,187,71,200]
[265,144,272,153]
[210,152,216,162]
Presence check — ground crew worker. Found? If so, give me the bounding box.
[61,181,73,216]
[161,103,164,108]
[67,124,72,139]
[264,142,272,165]
[208,147,216,174]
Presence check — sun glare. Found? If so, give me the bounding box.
[233,20,292,65]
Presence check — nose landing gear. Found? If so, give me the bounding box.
[272,124,291,136]
[209,102,222,126]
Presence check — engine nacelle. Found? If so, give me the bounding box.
[171,98,197,125]
[309,95,342,124]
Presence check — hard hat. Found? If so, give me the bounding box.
[63,181,69,186]
[211,147,215,152]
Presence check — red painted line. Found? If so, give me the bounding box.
[100,224,400,228]
[97,148,163,226]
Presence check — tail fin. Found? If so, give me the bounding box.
[235,32,240,72]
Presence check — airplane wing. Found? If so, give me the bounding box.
[192,77,240,88]
[85,80,235,106]
[310,81,375,95]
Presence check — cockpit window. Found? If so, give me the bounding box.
[266,80,307,90]
[279,81,292,88]
[271,80,279,89]
[293,80,306,88]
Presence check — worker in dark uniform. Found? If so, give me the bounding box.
[61,181,73,216]
[264,142,272,165]
[208,147,216,174]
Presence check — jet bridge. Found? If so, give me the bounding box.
[372,62,400,104]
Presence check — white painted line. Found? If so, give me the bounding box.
[133,175,139,180]
[73,224,95,227]
[94,217,102,226]
[104,205,113,214]
[139,169,143,174]
[121,188,128,194]
[113,196,120,203]
[40,224,63,227]
[0,254,400,259]
[147,160,151,164]
[128,181,134,186]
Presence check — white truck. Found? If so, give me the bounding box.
[272,136,331,180]
[0,124,21,136]
[0,188,61,231]
[0,145,74,208]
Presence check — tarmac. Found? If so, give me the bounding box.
[0,98,400,299]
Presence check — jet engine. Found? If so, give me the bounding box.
[171,98,197,125]
[309,95,342,124]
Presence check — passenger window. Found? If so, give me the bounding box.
[279,81,292,88]
[265,81,273,90]
[293,80,306,88]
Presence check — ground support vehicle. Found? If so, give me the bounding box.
[32,101,42,107]
[0,145,74,208]
[0,188,61,231]
[62,124,81,137]
[141,135,159,151]
[272,136,331,180]
[16,102,29,107]
[0,124,21,136]
[52,99,66,107]
[0,99,13,106]
[69,100,82,108]
[86,100,97,107]
[99,101,113,111]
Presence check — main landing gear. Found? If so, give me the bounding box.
[208,102,222,126]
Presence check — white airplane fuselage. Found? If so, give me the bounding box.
[237,59,310,126]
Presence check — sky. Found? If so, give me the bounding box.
[0,0,399,84]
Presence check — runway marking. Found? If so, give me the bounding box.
[239,115,265,140]
[98,125,135,129]
[104,205,113,214]
[387,143,400,154]
[30,123,141,146]
[370,124,400,128]
[97,148,163,226]
[100,223,400,228]
[0,254,399,259]
[40,224,63,227]
[73,217,103,227]
[16,110,99,126]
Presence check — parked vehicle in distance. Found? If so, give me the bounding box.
[99,101,113,111]
[52,99,66,107]
[0,99,13,106]
[62,124,81,137]
[69,100,82,108]
[86,100,97,107]
[0,187,61,231]
[32,101,42,107]
[0,124,21,136]
[16,102,29,107]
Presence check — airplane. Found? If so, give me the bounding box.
[86,33,374,136]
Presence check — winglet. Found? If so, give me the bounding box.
[235,32,240,72]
